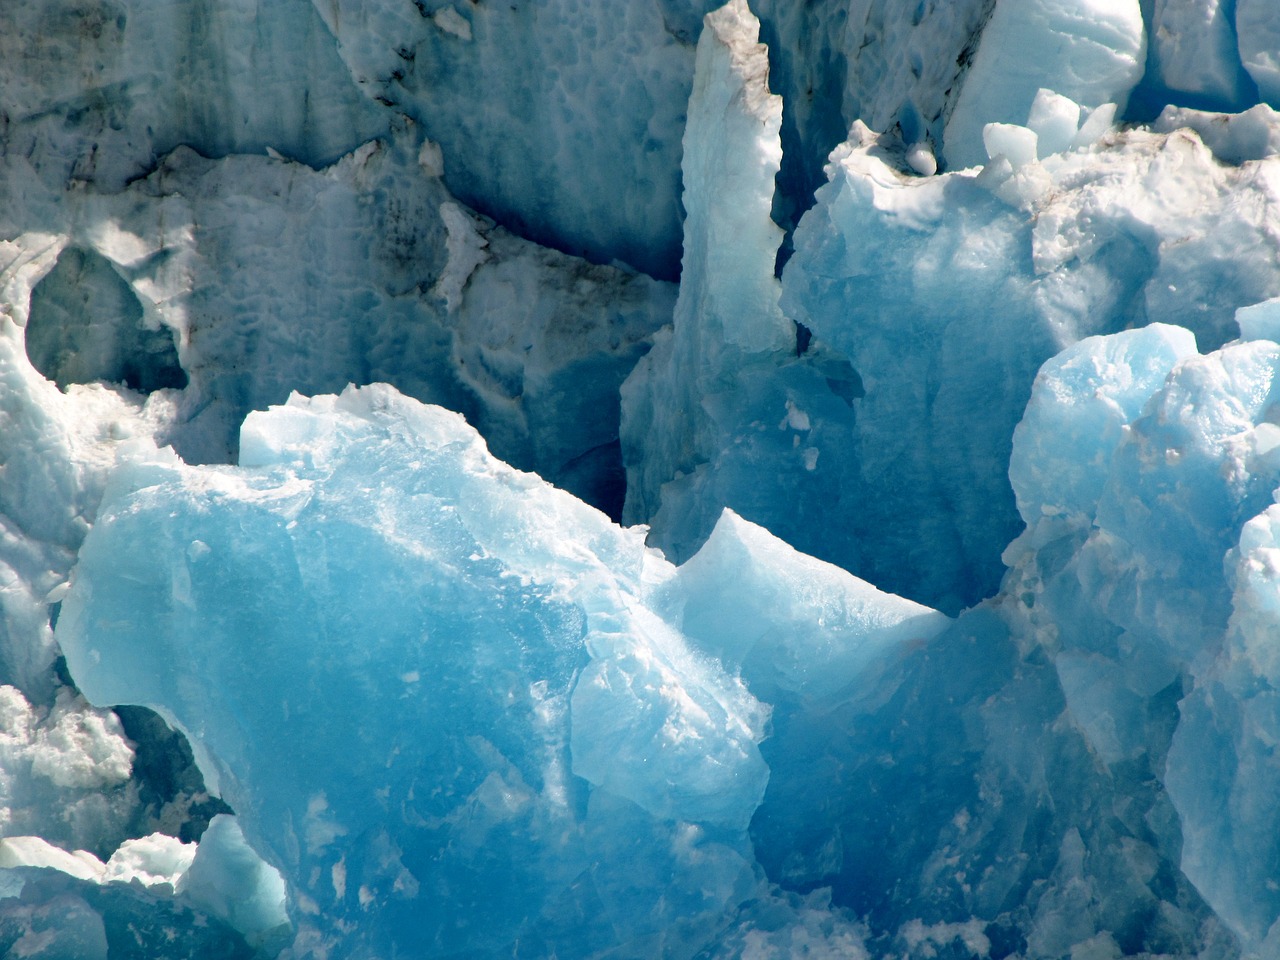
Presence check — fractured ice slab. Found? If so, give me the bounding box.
[781,110,1280,610]
[57,384,776,958]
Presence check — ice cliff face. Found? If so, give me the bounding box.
[8,0,1280,957]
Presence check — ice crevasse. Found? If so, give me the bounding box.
[9,0,1280,957]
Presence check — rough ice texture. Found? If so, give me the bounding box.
[0,0,388,192]
[9,0,1280,956]
[781,115,1280,611]
[56,384,777,958]
[307,0,711,279]
[1,122,672,517]
[622,1,862,574]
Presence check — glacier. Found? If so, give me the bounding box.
[8,0,1280,957]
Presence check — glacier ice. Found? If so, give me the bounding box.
[8,0,1280,956]
[941,0,1146,170]
[56,384,773,957]
[779,109,1280,611]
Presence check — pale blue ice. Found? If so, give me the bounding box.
[5,0,1280,957]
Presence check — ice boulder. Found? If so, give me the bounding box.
[1009,324,1199,529]
[1237,295,1280,341]
[1152,103,1280,163]
[57,384,770,959]
[981,322,1280,953]
[782,113,1280,611]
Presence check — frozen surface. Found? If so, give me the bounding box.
[8,0,1280,956]
[1237,0,1280,106]
[781,110,1280,610]
[308,0,713,279]
[0,122,672,514]
[0,0,388,192]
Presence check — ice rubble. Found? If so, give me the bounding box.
[8,0,1280,957]
[56,380,922,957]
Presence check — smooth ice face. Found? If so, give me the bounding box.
[662,509,950,706]
[1237,0,1280,106]
[1147,0,1255,109]
[1237,295,1280,342]
[57,384,770,959]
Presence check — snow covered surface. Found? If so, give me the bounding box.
[6,0,1280,957]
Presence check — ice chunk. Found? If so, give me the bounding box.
[0,837,104,882]
[1009,325,1198,527]
[665,510,950,704]
[678,0,789,356]
[1154,103,1280,164]
[905,141,937,176]
[1166,504,1280,954]
[178,815,289,948]
[1026,89,1082,158]
[783,114,1280,610]
[30,688,133,790]
[1237,295,1280,341]
[983,122,1039,167]
[102,833,196,889]
[944,0,1145,169]
[58,384,769,958]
